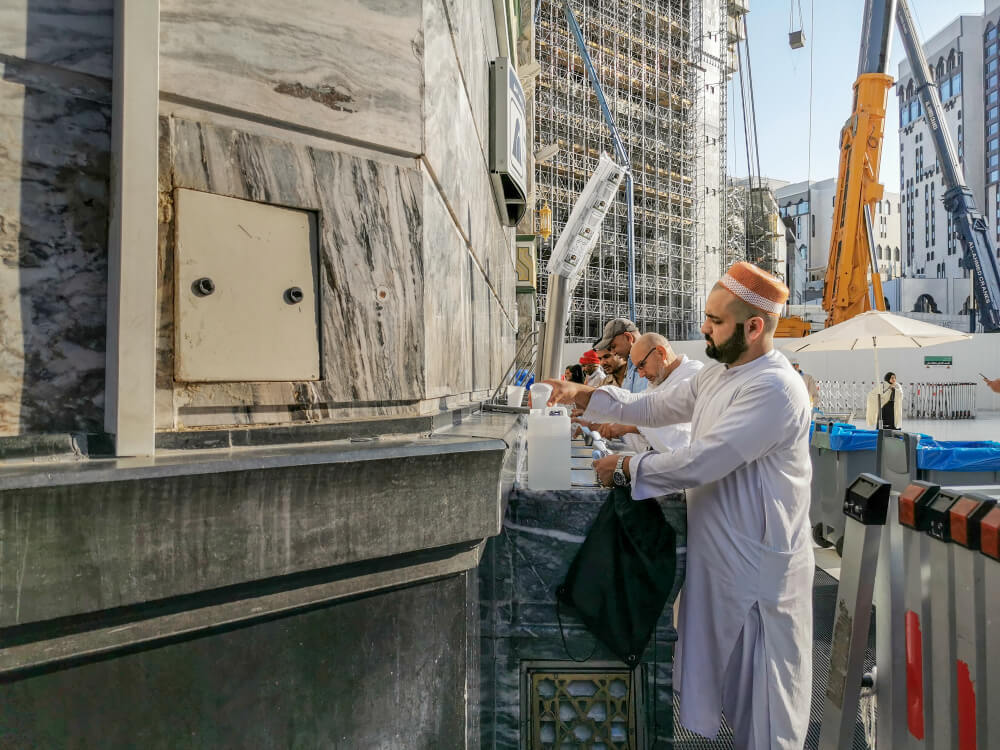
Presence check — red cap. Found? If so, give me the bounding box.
[579,350,600,365]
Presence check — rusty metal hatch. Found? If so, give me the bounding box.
[523,663,644,749]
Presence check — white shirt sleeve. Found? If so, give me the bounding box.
[582,374,698,428]
[628,378,799,500]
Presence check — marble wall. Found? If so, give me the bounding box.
[0,3,113,436]
[159,0,425,155]
[0,0,517,435]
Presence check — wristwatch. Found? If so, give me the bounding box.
[612,455,630,487]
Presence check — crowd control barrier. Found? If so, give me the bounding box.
[818,380,976,420]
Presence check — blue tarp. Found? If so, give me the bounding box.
[826,423,877,451]
[809,421,1000,470]
[916,440,1000,472]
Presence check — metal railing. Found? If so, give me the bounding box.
[817,380,977,420]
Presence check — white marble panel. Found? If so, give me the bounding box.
[0,0,113,79]
[442,0,498,153]
[469,261,493,392]
[160,0,423,155]
[422,178,472,399]
[0,76,110,436]
[424,0,515,331]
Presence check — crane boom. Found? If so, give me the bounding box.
[895,0,1000,331]
[821,0,896,327]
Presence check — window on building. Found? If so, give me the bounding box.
[990,73,999,90]
[990,90,999,106]
[990,42,998,58]
[989,24,998,41]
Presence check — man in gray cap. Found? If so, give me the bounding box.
[593,318,647,394]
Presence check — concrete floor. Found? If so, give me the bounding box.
[850,411,1000,440]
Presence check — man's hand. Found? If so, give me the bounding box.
[592,423,639,439]
[593,453,618,487]
[541,379,596,411]
[592,453,630,487]
[984,375,1000,394]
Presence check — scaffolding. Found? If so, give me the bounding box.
[724,179,747,268]
[535,0,701,342]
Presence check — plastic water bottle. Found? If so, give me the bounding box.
[526,405,572,490]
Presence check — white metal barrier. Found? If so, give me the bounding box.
[817,380,977,420]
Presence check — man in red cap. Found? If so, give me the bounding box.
[544,262,813,750]
[578,349,608,388]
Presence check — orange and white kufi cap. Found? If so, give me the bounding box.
[719,261,789,316]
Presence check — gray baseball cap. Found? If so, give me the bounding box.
[593,318,638,351]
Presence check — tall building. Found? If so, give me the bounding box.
[984,1,1000,248]
[897,13,985,279]
[776,179,901,301]
[534,0,747,342]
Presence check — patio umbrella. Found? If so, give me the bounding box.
[779,310,971,384]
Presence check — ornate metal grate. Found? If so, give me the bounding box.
[526,667,640,749]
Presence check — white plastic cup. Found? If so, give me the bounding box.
[506,385,525,406]
[529,383,553,410]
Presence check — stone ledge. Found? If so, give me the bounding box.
[0,410,521,629]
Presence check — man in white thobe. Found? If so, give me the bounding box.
[592,332,702,455]
[545,262,814,749]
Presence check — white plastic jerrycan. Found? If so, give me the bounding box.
[526,405,572,490]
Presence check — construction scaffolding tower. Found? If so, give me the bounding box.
[535,0,701,342]
[724,179,747,269]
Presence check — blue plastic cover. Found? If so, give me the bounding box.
[916,440,1000,471]
[827,423,877,452]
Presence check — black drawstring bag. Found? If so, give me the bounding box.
[556,486,677,667]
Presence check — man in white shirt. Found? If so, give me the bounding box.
[592,332,702,454]
[544,262,814,750]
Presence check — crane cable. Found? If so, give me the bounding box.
[806,0,815,280]
[742,15,766,265]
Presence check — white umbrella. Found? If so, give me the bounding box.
[779,310,971,384]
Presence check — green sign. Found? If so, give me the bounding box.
[924,356,953,367]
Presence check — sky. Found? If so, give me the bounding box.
[729,0,985,192]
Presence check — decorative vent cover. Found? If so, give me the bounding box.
[525,666,641,749]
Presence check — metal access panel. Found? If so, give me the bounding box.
[174,189,321,382]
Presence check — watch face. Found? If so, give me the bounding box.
[613,469,627,486]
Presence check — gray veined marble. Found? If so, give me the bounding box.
[0,0,113,80]
[423,178,472,399]
[0,75,110,436]
[423,0,517,325]
[159,116,514,429]
[159,0,424,155]
[480,461,686,749]
[160,118,430,427]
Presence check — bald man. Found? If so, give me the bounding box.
[593,333,702,454]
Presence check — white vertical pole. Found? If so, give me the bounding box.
[105,0,159,456]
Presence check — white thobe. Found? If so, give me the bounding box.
[584,366,607,388]
[618,355,702,455]
[582,349,814,748]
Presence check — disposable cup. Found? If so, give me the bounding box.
[529,383,553,409]
[506,385,525,406]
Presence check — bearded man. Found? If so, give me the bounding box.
[543,262,814,749]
